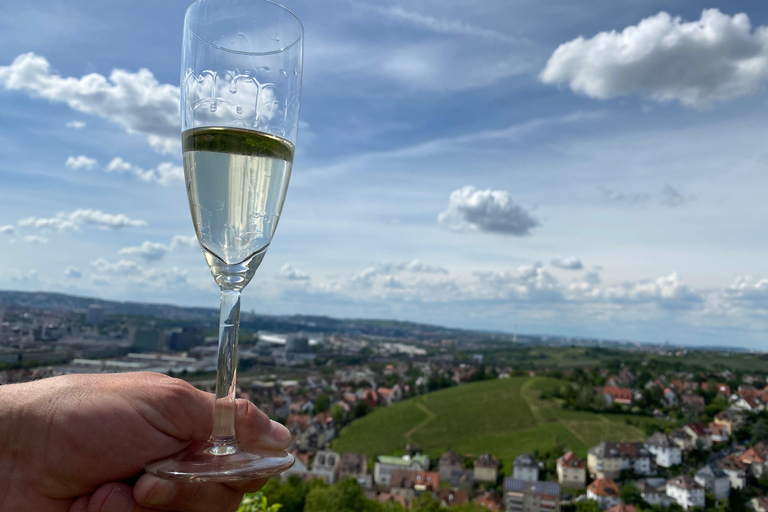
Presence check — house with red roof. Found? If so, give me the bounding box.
[587,478,621,510]
[602,387,633,407]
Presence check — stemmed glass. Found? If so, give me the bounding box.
[145,0,302,481]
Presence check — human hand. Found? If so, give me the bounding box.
[0,372,291,512]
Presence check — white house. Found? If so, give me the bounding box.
[513,453,540,482]
[637,478,672,507]
[666,476,705,510]
[645,432,682,468]
[310,450,341,484]
[718,455,747,490]
[694,464,730,499]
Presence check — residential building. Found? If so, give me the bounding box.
[310,450,341,484]
[474,453,500,483]
[588,441,654,479]
[681,394,705,414]
[694,464,730,499]
[438,449,464,482]
[645,432,682,468]
[513,453,539,482]
[637,478,672,507]
[732,395,765,413]
[439,489,469,507]
[556,451,586,488]
[449,469,475,494]
[587,479,621,510]
[708,422,729,443]
[374,454,430,487]
[603,387,633,407]
[713,408,746,435]
[683,423,712,450]
[666,476,705,510]
[504,478,561,512]
[475,490,504,511]
[669,428,695,452]
[389,469,439,494]
[338,452,372,489]
[718,455,747,490]
[737,441,768,478]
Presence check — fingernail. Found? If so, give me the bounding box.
[102,488,134,512]
[270,419,291,443]
[137,478,176,506]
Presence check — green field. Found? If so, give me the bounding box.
[332,377,666,468]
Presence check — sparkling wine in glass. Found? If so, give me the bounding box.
[145,0,302,482]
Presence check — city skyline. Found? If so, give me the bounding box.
[1,1,768,347]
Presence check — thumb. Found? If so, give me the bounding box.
[69,483,155,512]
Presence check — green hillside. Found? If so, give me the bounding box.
[332,377,668,470]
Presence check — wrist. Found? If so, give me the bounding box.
[0,382,26,507]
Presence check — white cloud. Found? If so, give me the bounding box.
[602,272,702,309]
[438,185,540,236]
[540,9,768,108]
[350,2,520,44]
[280,263,310,281]
[0,52,179,153]
[170,235,199,250]
[24,235,48,244]
[118,241,168,262]
[550,256,583,270]
[64,266,82,278]
[19,209,146,232]
[106,157,183,186]
[90,258,142,276]
[65,155,97,170]
[65,120,85,129]
[0,225,14,235]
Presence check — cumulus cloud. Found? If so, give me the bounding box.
[438,186,540,236]
[65,120,85,129]
[118,241,168,262]
[280,263,310,281]
[106,157,183,186]
[65,155,97,170]
[550,256,584,270]
[64,266,82,278]
[24,235,48,244]
[540,9,768,108]
[91,258,142,276]
[603,272,702,309]
[19,209,146,232]
[170,235,199,250]
[0,225,14,235]
[0,52,179,153]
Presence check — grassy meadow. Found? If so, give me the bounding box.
[332,376,669,472]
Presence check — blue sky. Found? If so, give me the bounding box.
[2,0,768,348]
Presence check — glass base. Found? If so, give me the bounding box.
[145,440,294,482]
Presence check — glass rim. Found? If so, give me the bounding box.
[186,0,304,57]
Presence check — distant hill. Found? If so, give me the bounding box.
[332,376,668,468]
[0,289,511,341]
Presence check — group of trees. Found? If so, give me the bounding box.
[249,476,490,512]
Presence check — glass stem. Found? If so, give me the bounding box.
[210,289,241,448]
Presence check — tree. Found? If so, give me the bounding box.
[575,500,601,512]
[314,393,330,414]
[238,492,282,512]
[304,479,369,512]
[620,481,642,505]
[752,418,768,444]
[354,401,370,419]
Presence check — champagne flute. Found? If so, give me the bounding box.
[145,0,302,482]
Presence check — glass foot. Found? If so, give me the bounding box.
[145,440,294,482]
